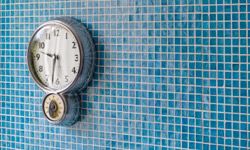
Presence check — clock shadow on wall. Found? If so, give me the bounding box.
[27,17,96,126]
[79,27,98,125]
[79,21,101,125]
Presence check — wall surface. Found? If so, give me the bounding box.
[0,0,249,149]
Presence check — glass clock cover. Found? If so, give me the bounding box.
[29,24,80,90]
[27,17,95,93]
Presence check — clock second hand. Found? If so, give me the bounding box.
[53,35,60,86]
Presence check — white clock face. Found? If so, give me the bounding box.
[29,23,81,91]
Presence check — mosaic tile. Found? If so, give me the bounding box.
[0,0,249,149]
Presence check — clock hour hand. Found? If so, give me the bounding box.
[40,51,53,58]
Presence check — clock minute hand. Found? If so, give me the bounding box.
[51,54,57,84]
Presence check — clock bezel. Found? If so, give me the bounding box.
[27,19,84,93]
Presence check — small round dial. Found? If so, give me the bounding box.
[28,22,81,91]
[42,93,80,126]
[43,93,65,121]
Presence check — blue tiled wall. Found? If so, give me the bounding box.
[0,0,249,149]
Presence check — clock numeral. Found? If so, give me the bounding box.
[46,33,50,40]
[72,67,77,74]
[55,78,60,85]
[54,29,59,36]
[39,66,43,72]
[65,75,69,82]
[36,54,40,60]
[65,32,68,39]
[75,54,78,62]
[39,42,45,49]
[72,41,76,49]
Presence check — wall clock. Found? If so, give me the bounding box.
[27,17,95,125]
